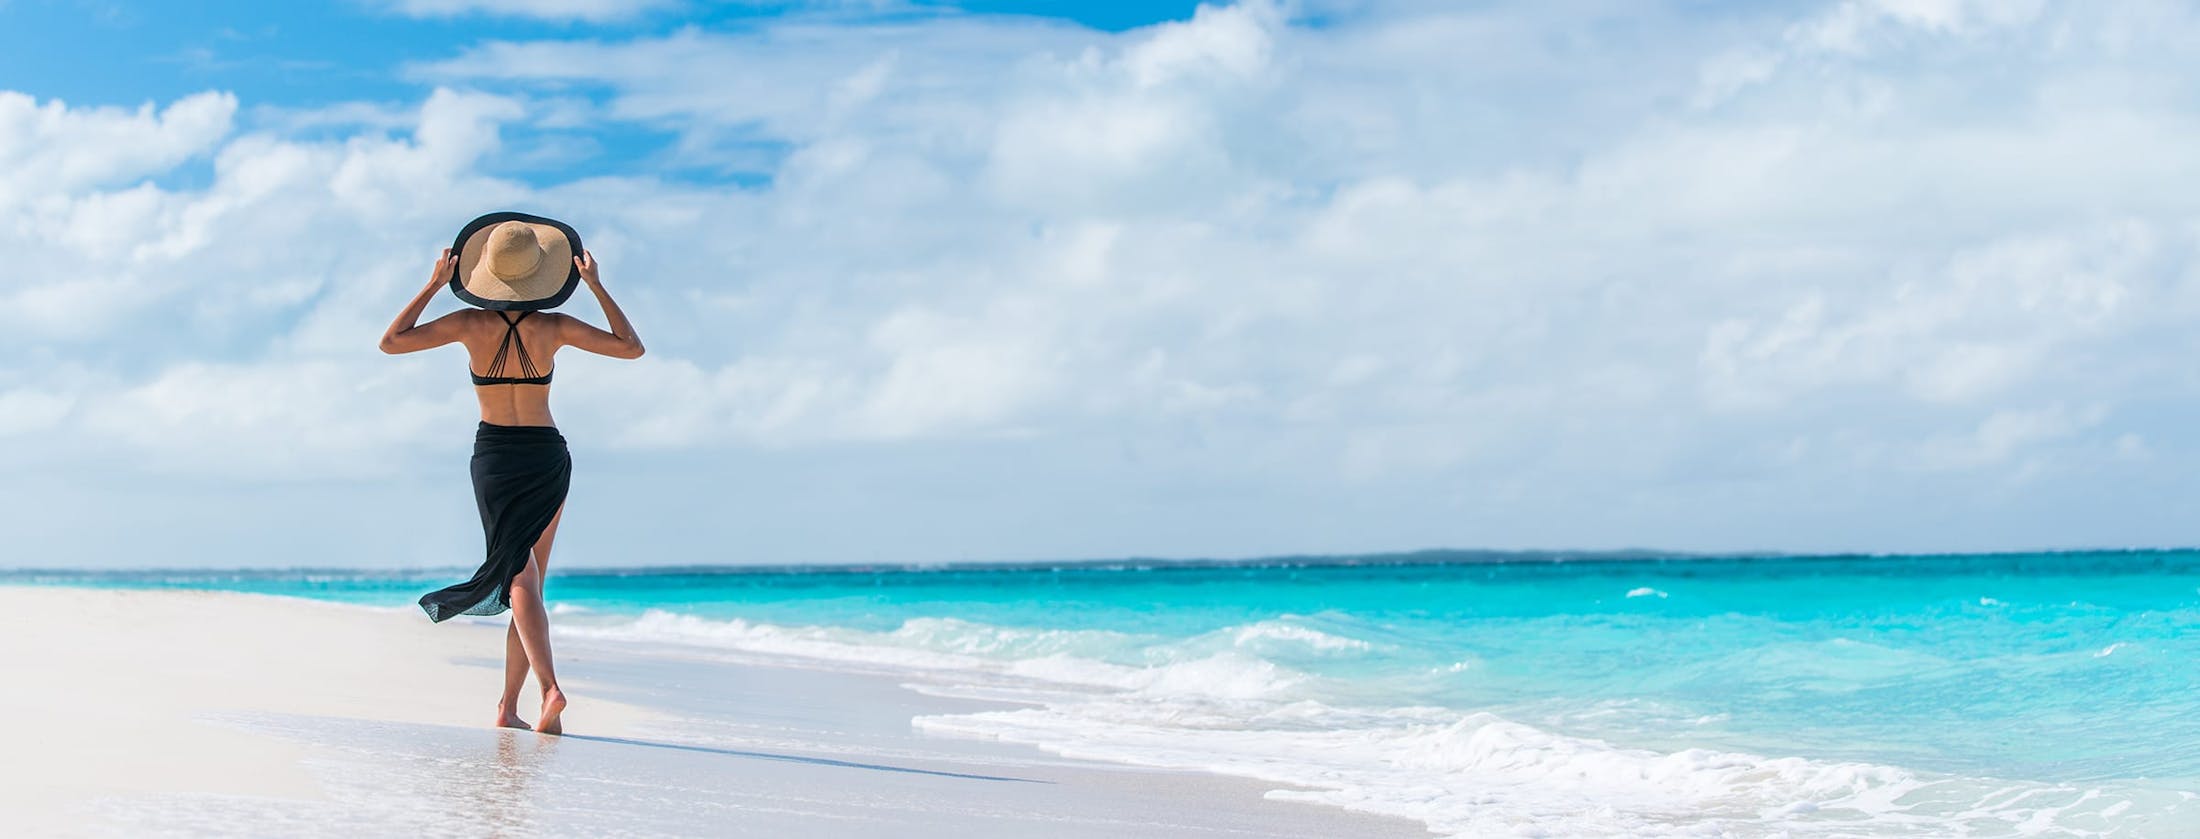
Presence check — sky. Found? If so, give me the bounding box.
[3,0,2199,569]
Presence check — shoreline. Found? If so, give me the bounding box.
[0,586,1428,837]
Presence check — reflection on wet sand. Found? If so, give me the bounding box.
[469,729,559,837]
[106,710,1184,837]
[103,715,581,836]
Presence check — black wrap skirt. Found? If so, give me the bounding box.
[419,422,572,622]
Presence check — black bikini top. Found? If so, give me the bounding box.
[471,311,553,386]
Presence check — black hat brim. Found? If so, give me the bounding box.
[448,211,583,312]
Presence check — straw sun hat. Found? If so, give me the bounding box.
[447,211,583,311]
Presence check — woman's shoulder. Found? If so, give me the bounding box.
[533,310,578,333]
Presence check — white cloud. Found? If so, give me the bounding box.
[0,87,526,347]
[1917,403,2104,471]
[1693,0,2051,107]
[378,0,678,23]
[1792,0,2047,54]
[854,305,1059,439]
[9,0,2200,562]
[1699,221,2156,410]
[0,91,234,202]
[0,389,72,436]
[1121,1,1278,87]
[82,359,473,478]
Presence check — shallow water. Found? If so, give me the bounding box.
[19,550,2200,836]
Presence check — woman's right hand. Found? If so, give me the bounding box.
[427,248,455,289]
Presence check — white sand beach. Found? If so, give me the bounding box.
[0,587,1427,837]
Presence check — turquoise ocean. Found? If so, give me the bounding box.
[13,550,2198,836]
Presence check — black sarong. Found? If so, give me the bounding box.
[419,422,572,622]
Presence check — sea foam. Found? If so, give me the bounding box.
[557,609,2190,837]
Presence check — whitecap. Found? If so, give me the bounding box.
[916,700,2172,837]
[562,608,2190,836]
[1229,619,1374,653]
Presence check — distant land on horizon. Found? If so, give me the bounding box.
[6,546,2194,578]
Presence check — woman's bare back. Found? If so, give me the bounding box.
[462,309,565,427]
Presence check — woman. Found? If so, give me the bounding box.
[379,212,645,735]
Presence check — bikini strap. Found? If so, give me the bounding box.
[484,311,542,380]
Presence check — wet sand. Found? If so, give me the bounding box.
[0,587,1427,837]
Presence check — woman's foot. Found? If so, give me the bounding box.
[494,702,531,730]
[535,686,567,735]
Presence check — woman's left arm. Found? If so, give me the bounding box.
[557,250,646,360]
[380,249,469,354]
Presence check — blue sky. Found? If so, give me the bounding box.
[2,1,1208,183]
[5,2,1211,101]
[3,0,2198,568]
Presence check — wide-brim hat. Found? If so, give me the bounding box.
[448,211,582,311]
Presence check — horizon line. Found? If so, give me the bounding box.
[5,544,2196,577]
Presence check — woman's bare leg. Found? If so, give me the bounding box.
[495,623,530,728]
[496,506,561,728]
[509,506,567,734]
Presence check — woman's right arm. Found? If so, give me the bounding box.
[380,249,470,354]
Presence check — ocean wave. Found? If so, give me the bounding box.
[559,609,2195,837]
[1228,619,1376,653]
[1003,651,1303,699]
[556,610,1311,699]
[917,698,2186,837]
[559,610,998,673]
